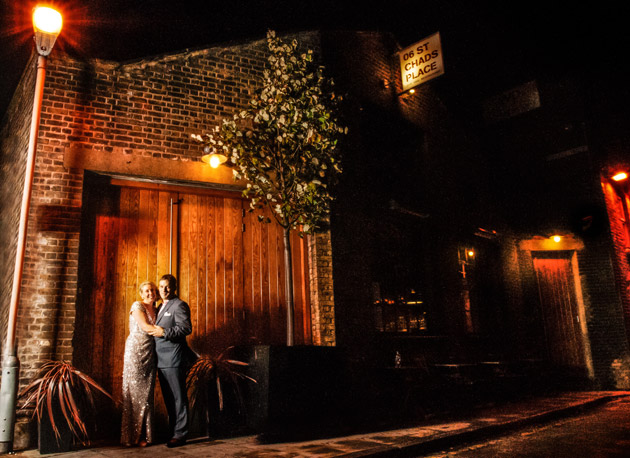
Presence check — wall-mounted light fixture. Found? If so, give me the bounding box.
[612,171,628,182]
[201,146,227,168]
[458,246,476,278]
[519,234,584,251]
[397,88,416,97]
[458,247,475,264]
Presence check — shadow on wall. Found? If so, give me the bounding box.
[188,323,264,356]
[18,229,79,384]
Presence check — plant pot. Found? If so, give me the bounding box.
[18,360,113,453]
[208,383,247,438]
[238,345,348,438]
[38,399,73,454]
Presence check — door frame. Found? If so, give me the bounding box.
[75,173,313,398]
[520,236,594,379]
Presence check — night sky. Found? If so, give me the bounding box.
[1,1,629,118]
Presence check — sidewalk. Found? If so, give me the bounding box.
[10,391,629,458]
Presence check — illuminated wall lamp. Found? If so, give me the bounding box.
[397,88,416,97]
[458,247,475,264]
[612,171,628,182]
[201,147,227,168]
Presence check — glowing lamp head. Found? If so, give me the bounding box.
[612,172,628,182]
[33,6,62,34]
[467,250,475,257]
[33,6,62,56]
[201,151,228,169]
[552,235,562,243]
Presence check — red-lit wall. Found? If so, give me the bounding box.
[601,179,630,342]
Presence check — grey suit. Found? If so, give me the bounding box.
[154,296,193,440]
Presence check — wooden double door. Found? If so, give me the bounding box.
[75,176,311,399]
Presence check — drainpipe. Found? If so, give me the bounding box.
[1,7,62,452]
[0,53,47,455]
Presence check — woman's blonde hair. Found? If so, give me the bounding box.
[139,281,157,295]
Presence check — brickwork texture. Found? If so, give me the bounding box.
[0,32,337,395]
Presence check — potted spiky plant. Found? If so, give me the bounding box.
[18,360,114,454]
[186,347,256,438]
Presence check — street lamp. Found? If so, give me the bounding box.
[0,5,62,454]
[33,6,63,56]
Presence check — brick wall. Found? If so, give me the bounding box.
[308,230,336,346]
[0,52,37,359]
[576,238,630,388]
[500,234,536,357]
[595,179,630,386]
[481,73,630,388]
[0,32,339,394]
[601,179,630,341]
[6,25,628,418]
[321,31,496,356]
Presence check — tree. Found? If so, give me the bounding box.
[193,30,346,345]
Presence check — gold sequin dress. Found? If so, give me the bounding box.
[120,301,156,445]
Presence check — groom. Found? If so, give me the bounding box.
[150,274,194,448]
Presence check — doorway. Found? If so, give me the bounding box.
[74,174,311,399]
[532,251,594,379]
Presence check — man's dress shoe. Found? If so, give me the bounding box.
[167,437,187,448]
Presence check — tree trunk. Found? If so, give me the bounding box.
[283,228,295,346]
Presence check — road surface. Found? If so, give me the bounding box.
[424,396,630,457]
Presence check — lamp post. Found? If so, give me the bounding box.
[0,6,62,454]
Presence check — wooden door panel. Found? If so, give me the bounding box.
[242,206,311,345]
[137,188,159,283]
[157,191,175,276]
[215,196,227,333]
[80,181,312,400]
[196,195,208,338]
[178,193,193,331]
[179,193,246,349]
[84,187,176,397]
[90,215,119,393]
[293,234,312,343]
[207,196,218,335]
[533,256,585,369]
[244,207,278,343]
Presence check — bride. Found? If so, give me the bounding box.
[120,281,160,447]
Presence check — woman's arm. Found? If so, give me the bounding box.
[131,305,158,334]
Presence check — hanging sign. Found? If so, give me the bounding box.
[399,32,444,92]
